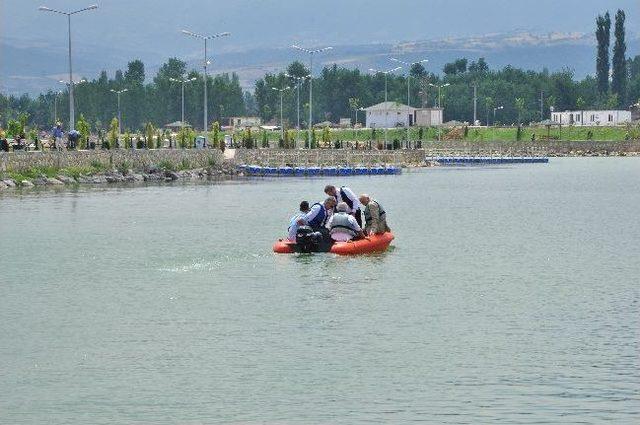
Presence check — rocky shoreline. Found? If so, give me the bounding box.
[0,162,241,191]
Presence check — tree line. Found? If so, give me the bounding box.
[1,9,638,134]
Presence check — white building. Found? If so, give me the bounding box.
[228,116,262,128]
[364,102,443,128]
[415,108,444,127]
[551,110,632,126]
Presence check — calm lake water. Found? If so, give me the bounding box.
[1,158,639,424]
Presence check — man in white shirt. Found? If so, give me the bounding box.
[287,201,310,241]
[327,202,364,242]
[324,184,362,227]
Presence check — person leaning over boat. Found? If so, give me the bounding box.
[359,194,390,235]
[327,202,364,242]
[287,201,310,241]
[324,184,362,227]
[297,197,336,233]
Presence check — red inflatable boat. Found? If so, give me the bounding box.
[273,232,394,255]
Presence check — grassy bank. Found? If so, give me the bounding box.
[253,125,638,143]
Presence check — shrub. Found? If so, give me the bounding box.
[158,159,176,171]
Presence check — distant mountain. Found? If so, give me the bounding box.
[2,31,638,96]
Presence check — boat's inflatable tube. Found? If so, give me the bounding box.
[273,232,394,255]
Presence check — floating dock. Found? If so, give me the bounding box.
[426,156,549,166]
[238,165,402,177]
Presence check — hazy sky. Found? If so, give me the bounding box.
[2,0,639,60]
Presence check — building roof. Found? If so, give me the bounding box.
[364,101,416,112]
[164,121,191,128]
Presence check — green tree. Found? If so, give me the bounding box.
[107,117,119,149]
[596,12,612,95]
[210,121,221,148]
[576,97,586,110]
[611,10,627,107]
[144,122,155,149]
[76,114,91,149]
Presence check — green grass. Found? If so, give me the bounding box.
[252,125,635,143]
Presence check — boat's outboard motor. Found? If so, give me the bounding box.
[296,226,322,253]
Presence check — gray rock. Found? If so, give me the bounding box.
[77,176,93,184]
[32,177,48,186]
[167,171,180,180]
[132,173,144,182]
[46,177,64,185]
[164,177,174,182]
[2,179,16,187]
[56,175,76,184]
[0,181,7,190]
[21,180,35,187]
[92,175,108,184]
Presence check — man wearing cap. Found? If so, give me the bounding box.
[359,194,390,235]
[327,202,364,242]
[324,184,362,227]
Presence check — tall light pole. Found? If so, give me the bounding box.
[429,83,450,109]
[53,90,62,123]
[390,58,428,108]
[59,79,86,120]
[291,45,333,138]
[39,4,97,131]
[493,106,504,127]
[110,89,128,135]
[169,77,197,133]
[182,29,230,141]
[285,73,310,144]
[369,66,402,146]
[272,86,290,142]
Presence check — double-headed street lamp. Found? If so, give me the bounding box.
[428,83,450,109]
[39,4,97,131]
[493,106,504,126]
[390,58,428,108]
[110,89,128,135]
[291,45,333,136]
[272,86,291,142]
[182,29,230,141]
[169,77,197,133]
[285,73,311,142]
[369,66,402,145]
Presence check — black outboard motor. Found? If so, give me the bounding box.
[296,226,322,253]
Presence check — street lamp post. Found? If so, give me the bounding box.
[429,83,450,109]
[291,45,333,140]
[369,66,402,147]
[182,29,230,142]
[493,106,504,127]
[390,58,428,108]
[272,86,290,143]
[169,77,197,134]
[39,4,97,131]
[429,83,450,142]
[110,89,128,135]
[285,73,311,144]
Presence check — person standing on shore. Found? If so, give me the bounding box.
[359,194,390,235]
[324,185,362,227]
[52,123,64,151]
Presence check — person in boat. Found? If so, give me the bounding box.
[287,201,310,241]
[324,184,362,226]
[327,202,364,242]
[297,197,336,233]
[359,194,391,235]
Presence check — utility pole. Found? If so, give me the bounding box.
[473,82,478,125]
[369,66,402,147]
[292,45,333,140]
[182,30,231,142]
[39,4,98,131]
[540,90,544,120]
[110,89,128,135]
[272,86,290,142]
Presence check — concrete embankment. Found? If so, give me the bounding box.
[0,149,236,190]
